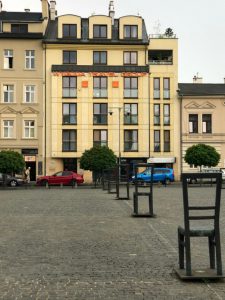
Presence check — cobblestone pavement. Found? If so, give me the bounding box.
[0,185,225,299]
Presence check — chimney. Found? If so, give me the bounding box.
[24,9,30,13]
[193,73,203,84]
[0,1,2,13]
[41,0,49,19]
[109,1,115,25]
[50,0,56,21]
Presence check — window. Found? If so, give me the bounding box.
[124,25,138,39]
[25,50,35,69]
[3,120,14,138]
[4,50,13,69]
[164,130,170,152]
[154,130,160,152]
[153,78,160,99]
[163,104,170,125]
[62,77,77,98]
[148,50,173,65]
[63,24,77,38]
[25,85,35,103]
[154,104,160,125]
[63,103,77,124]
[93,130,108,147]
[93,77,107,98]
[93,104,108,125]
[24,120,35,138]
[124,51,137,65]
[63,51,77,64]
[124,130,138,151]
[3,85,14,103]
[202,114,212,133]
[124,77,138,98]
[11,24,28,33]
[62,130,77,151]
[93,51,107,65]
[189,114,198,133]
[93,25,107,38]
[163,78,170,99]
[124,104,138,125]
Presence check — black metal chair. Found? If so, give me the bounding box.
[116,164,130,200]
[132,163,155,217]
[176,172,224,279]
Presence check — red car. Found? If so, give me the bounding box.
[36,171,84,186]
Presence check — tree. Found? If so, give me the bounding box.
[184,144,220,171]
[165,27,174,37]
[80,146,117,183]
[0,151,25,175]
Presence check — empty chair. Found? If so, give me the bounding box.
[177,172,223,279]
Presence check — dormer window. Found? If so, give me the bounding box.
[63,24,77,38]
[124,25,138,39]
[93,25,107,38]
[11,24,28,33]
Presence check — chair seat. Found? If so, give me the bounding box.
[178,226,215,237]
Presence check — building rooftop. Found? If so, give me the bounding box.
[44,17,149,45]
[0,11,43,22]
[178,83,225,96]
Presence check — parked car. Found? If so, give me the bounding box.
[132,167,174,184]
[36,171,84,186]
[0,173,24,187]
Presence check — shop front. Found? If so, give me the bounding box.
[147,157,176,169]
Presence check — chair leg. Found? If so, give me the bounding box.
[208,236,215,269]
[185,235,192,276]
[133,193,138,214]
[178,230,184,269]
[215,232,223,275]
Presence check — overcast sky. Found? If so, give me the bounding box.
[2,0,225,83]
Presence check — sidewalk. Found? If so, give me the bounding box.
[0,186,224,299]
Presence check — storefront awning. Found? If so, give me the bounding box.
[147,157,176,163]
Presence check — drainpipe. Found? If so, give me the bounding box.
[44,43,47,175]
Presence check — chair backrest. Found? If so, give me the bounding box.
[117,164,130,182]
[134,163,154,191]
[182,173,222,232]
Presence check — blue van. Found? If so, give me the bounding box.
[132,167,174,184]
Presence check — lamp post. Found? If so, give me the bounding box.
[109,106,123,166]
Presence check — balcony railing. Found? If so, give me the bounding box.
[149,34,177,39]
[149,59,173,65]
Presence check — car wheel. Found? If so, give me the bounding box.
[40,179,48,186]
[9,180,17,187]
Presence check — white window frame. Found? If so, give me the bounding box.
[3,84,14,103]
[3,120,14,138]
[4,49,13,69]
[25,50,35,69]
[24,120,35,138]
[24,85,35,103]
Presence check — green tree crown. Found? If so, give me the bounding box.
[184,144,220,169]
[80,146,117,173]
[0,151,25,174]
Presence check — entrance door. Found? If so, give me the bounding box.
[25,161,36,181]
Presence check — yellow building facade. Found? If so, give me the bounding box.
[0,0,49,180]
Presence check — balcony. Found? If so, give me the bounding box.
[149,34,177,39]
[148,50,173,65]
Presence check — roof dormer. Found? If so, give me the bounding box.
[89,15,112,39]
[58,15,81,39]
[119,16,143,40]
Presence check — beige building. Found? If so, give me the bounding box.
[43,2,180,181]
[178,79,225,174]
[0,0,50,180]
[0,0,180,182]
[148,34,180,178]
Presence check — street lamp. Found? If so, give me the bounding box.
[108,107,123,166]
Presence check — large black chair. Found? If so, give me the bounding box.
[176,172,224,279]
[132,163,155,217]
[116,164,130,200]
